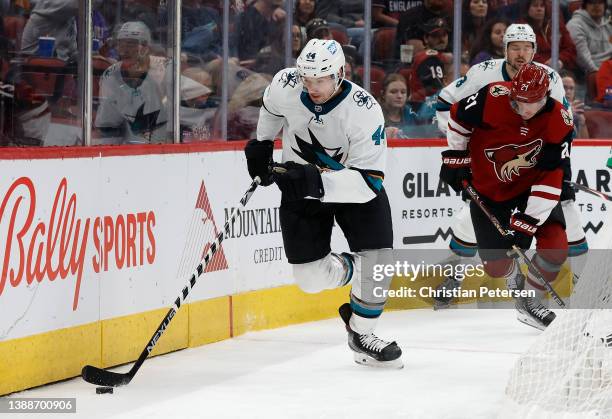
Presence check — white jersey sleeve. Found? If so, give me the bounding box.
[256,71,286,143]
[436,59,569,135]
[536,63,569,109]
[436,60,504,134]
[320,86,386,204]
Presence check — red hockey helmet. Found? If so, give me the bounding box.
[510,63,550,103]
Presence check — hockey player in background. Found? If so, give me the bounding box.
[440,64,573,329]
[95,21,170,144]
[433,23,587,308]
[244,39,402,367]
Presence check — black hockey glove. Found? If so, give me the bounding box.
[244,139,274,186]
[559,159,576,201]
[440,149,471,193]
[273,161,324,201]
[509,212,539,250]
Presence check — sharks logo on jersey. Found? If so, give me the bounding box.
[280,70,298,89]
[478,60,495,71]
[353,90,374,109]
[126,103,163,134]
[292,128,345,170]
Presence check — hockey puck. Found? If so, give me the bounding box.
[96,386,114,394]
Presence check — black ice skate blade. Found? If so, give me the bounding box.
[516,314,547,331]
[353,352,404,369]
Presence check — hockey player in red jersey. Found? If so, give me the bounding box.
[439,63,574,330]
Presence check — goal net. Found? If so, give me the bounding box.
[501,225,612,418]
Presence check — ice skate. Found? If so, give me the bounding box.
[515,296,556,330]
[432,276,462,310]
[338,303,403,369]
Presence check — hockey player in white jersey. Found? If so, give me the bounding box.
[244,39,402,368]
[434,23,588,313]
[95,21,170,144]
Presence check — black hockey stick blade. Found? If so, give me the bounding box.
[81,365,133,387]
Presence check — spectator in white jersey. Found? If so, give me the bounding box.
[94,21,171,144]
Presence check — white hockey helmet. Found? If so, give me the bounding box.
[296,38,345,81]
[503,24,537,59]
[116,21,151,45]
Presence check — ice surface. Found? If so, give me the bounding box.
[7,309,541,419]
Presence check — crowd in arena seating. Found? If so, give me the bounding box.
[0,0,609,146]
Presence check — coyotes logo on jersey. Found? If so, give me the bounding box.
[484,139,543,182]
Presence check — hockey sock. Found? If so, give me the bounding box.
[348,295,381,335]
[568,239,588,284]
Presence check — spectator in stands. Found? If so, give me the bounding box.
[226,73,272,140]
[487,0,520,20]
[2,69,51,146]
[462,0,493,60]
[180,71,214,142]
[373,0,423,28]
[181,0,221,60]
[567,0,612,74]
[595,59,611,106]
[292,24,306,58]
[235,0,285,61]
[395,0,450,58]
[253,22,287,76]
[380,73,440,138]
[316,0,365,30]
[205,57,254,100]
[379,73,418,137]
[408,17,451,104]
[469,17,509,64]
[305,18,333,41]
[95,22,171,144]
[518,0,577,70]
[317,0,366,49]
[0,15,10,64]
[342,45,362,84]
[294,0,317,28]
[21,0,78,61]
[560,70,590,138]
[121,0,158,37]
[2,11,48,146]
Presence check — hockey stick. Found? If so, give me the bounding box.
[82,176,262,387]
[564,180,612,202]
[462,180,566,308]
